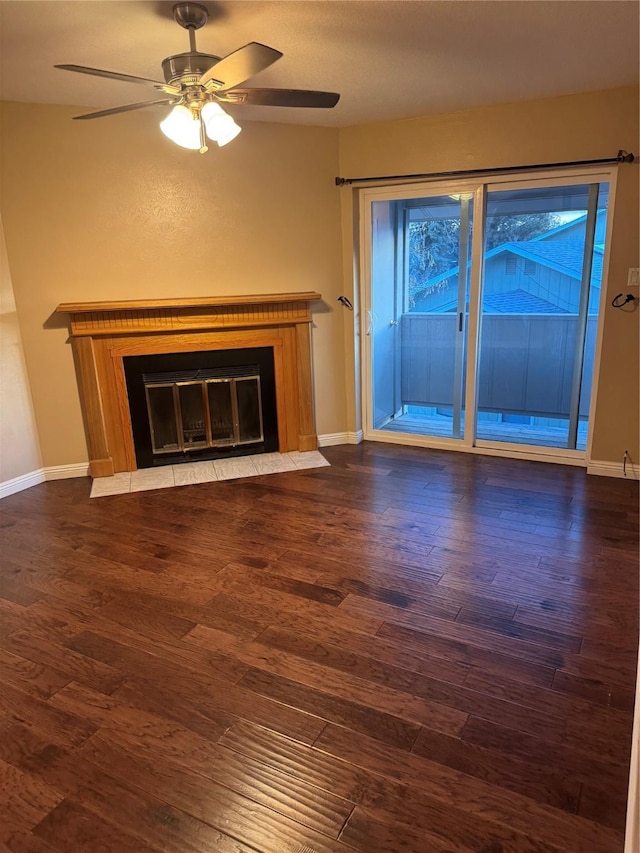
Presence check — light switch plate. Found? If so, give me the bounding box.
[628,267,640,287]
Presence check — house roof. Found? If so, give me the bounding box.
[499,240,604,282]
[415,238,604,297]
[433,289,569,315]
[483,289,569,314]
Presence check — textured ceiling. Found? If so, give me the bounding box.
[0,1,638,128]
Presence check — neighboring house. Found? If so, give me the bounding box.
[400,211,608,427]
[411,210,606,315]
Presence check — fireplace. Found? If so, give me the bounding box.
[55,292,320,477]
[123,347,278,468]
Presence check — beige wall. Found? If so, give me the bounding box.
[338,86,640,463]
[0,214,42,482]
[2,88,638,472]
[0,102,345,467]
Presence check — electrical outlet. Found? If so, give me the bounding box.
[628,268,639,287]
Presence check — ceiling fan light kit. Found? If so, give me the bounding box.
[159,102,241,152]
[55,2,339,154]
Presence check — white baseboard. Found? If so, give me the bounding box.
[587,459,639,480]
[0,462,90,499]
[44,463,90,480]
[318,430,363,447]
[0,469,46,499]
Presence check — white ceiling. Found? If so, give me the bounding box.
[1,0,638,128]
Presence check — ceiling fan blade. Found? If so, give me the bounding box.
[199,43,282,90]
[218,88,340,108]
[55,64,181,95]
[73,99,179,120]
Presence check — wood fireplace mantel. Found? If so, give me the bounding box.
[56,293,321,478]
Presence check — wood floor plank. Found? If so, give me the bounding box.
[313,723,621,852]
[0,575,45,607]
[247,620,472,686]
[374,619,560,686]
[0,649,71,700]
[455,607,583,652]
[0,599,37,639]
[205,582,385,637]
[92,725,354,838]
[65,628,248,692]
[0,629,125,695]
[48,684,354,837]
[12,744,264,853]
[238,666,425,749]
[411,723,583,814]
[33,799,165,853]
[340,806,476,853]
[117,665,327,745]
[0,682,97,750]
[76,735,351,853]
[551,669,635,713]
[246,624,560,739]
[464,666,633,736]
[221,721,583,853]
[460,715,630,791]
[0,758,64,830]
[0,822,63,853]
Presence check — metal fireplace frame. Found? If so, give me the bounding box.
[143,370,265,455]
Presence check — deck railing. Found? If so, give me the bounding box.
[399,313,597,418]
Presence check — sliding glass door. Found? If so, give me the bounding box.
[475,182,607,450]
[362,172,611,457]
[369,191,474,441]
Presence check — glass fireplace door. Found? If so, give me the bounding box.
[144,369,264,456]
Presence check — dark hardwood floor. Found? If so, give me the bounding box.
[0,442,638,852]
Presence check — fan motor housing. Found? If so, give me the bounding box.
[162,52,221,86]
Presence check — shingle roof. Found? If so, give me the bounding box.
[482,289,569,314]
[504,240,604,282]
[416,240,604,297]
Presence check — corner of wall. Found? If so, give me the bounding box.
[0,213,43,489]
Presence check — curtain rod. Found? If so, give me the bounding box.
[334,150,635,186]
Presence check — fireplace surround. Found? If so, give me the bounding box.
[55,292,321,477]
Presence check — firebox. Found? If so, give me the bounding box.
[124,348,278,469]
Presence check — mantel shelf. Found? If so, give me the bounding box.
[56,292,321,315]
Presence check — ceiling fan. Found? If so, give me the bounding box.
[55,2,340,153]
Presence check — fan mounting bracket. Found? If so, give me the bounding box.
[173,3,209,31]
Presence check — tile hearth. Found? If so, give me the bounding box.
[90,450,330,498]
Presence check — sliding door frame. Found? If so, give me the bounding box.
[358,165,618,466]
[360,178,481,451]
